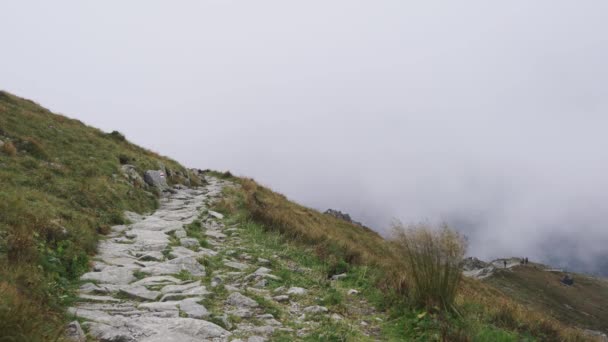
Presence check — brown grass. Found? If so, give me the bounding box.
[391,222,466,311]
[220,177,398,274]
[1,141,17,156]
[219,175,595,341]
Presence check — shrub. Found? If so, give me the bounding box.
[391,222,466,311]
[1,141,17,156]
[107,130,126,141]
[21,137,48,159]
[118,154,131,165]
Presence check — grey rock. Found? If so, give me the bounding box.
[287,287,307,296]
[139,301,180,312]
[303,305,329,314]
[65,321,86,342]
[121,164,145,187]
[119,286,161,301]
[161,280,201,294]
[81,266,135,285]
[179,298,210,319]
[174,229,187,239]
[226,292,259,308]
[131,276,182,287]
[144,170,169,190]
[273,295,289,303]
[208,210,224,219]
[331,273,347,280]
[140,256,205,277]
[347,289,359,295]
[180,238,200,248]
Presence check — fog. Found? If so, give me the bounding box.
[2,1,608,274]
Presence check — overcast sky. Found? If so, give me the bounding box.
[2,1,608,274]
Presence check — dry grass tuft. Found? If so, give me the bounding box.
[1,140,17,156]
[391,222,466,311]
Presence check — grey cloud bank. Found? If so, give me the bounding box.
[2,1,607,274]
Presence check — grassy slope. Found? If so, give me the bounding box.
[0,91,197,341]
[213,175,592,341]
[485,264,608,332]
[0,92,597,341]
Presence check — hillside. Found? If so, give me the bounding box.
[484,263,608,333]
[0,91,201,340]
[0,91,602,341]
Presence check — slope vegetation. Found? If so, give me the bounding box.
[485,264,608,333]
[0,91,199,340]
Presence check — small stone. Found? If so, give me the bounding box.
[303,305,328,314]
[65,321,86,342]
[273,295,289,303]
[347,289,359,296]
[174,229,187,238]
[208,210,224,219]
[257,258,271,265]
[226,292,259,308]
[211,276,223,287]
[331,273,347,280]
[287,287,307,296]
[180,238,200,248]
[254,279,268,288]
[330,313,344,321]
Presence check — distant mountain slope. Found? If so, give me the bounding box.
[0,91,201,340]
[485,263,608,333]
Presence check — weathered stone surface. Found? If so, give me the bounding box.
[208,210,224,219]
[180,238,200,248]
[80,266,135,285]
[131,276,182,287]
[65,321,86,342]
[330,273,347,280]
[161,281,201,294]
[140,256,205,277]
[226,292,259,308]
[179,298,210,319]
[287,287,307,296]
[144,170,169,190]
[273,295,289,303]
[303,305,329,314]
[119,286,161,301]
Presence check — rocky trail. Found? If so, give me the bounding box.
[68,176,383,341]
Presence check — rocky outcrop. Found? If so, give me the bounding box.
[324,209,364,226]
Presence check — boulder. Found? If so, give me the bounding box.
[144,170,169,190]
[121,164,145,186]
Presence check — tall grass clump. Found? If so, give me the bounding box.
[391,222,466,311]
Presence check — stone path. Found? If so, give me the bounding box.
[70,176,382,341]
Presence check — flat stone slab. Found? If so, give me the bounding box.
[224,261,249,271]
[80,266,135,285]
[131,276,182,287]
[161,281,201,294]
[179,298,210,319]
[226,293,259,308]
[119,286,161,301]
[139,301,180,312]
[140,256,206,277]
[78,294,121,303]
